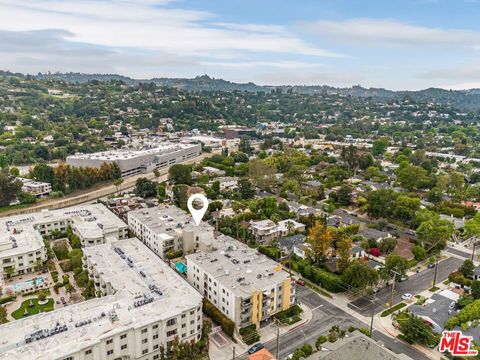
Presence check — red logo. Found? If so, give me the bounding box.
[439,331,478,356]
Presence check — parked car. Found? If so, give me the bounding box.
[372,287,380,294]
[296,279,305,286]
[397,275,408,282]
[248,343,264,354]
[427,263,436,269]
[402,293,413,300]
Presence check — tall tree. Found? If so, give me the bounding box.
[168,164,192,185]
[336,236,353,272]
[248,159,276,190]
[342,260,379,293]
[307,221,334,263]
[0,168,22,206]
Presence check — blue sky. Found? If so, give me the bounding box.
[0,0,479,89]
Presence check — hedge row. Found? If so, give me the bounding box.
[0,295,16,305]
[239,324,260,345]
[294,260,344,293]
[381,303,406,317]
[203,299,235,338]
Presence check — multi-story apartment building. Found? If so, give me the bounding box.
[17,177,52,197]
[185,240,295,329]
[0,204,128,276]
[0,238,203,360]
[128,206,213,259]
[66,142,201,177]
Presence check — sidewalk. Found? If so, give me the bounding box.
[378,313,439,360]
[208,302,313,360]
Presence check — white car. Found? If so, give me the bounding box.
[402,293,413,300]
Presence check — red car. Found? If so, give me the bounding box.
[296,279,305,286]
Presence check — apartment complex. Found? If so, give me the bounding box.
[185,239,295,328]
[128,206,213,259]
[0,238,203,360]
[66,142,201,177]
[0,204,128,276]
[17,177,52,197]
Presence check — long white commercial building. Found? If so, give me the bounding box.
[0,204,128,276]
[0,238,203,360]
[66,143,201,177]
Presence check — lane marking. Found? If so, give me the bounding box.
[311,304,324,311]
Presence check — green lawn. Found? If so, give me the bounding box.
[11,298,54,320]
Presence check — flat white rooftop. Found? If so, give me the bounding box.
[0,204,127,258]
[0,238,202,360]
[68,143,197,161]
[129,205,213,237]
[186,241,290,298]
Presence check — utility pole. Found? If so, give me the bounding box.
[390,271,397,309]
[369,294,375,337]
[471,240,480,261]
[276,325,280,359]
[432,255,440,287]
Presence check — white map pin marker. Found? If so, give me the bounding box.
[187,193,209,226]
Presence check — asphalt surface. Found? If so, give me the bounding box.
[446,246,473,259]
[236,286,429,360]
[349,256,464,314]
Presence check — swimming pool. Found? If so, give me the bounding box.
[11,277,44,293]
[176,262,187,274]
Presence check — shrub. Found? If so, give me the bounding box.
[50,271,59,282]
[59,260,72,273]
[202,299,235,339]
[258,246,280,260]
[0,295,16,305]
[407,259,418,269]
[274,305,303,325]
[315,335,328,350]
[445,299,480,330]
[295,259,344,293]
[239,324,260,345]
[368,248,381,257]
[411,245,427,261]
[449,271,472,287]
[165,250,183,260]
[52,242,69,260]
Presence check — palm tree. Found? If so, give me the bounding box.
[286,220,295,235]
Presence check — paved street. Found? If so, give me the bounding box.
[349,256,463,314]
[446,246,472,259]
[236,286,429,360]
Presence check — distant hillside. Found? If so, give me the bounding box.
[27,71,480,111]
[35,72,264,92]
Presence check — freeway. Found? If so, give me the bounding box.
[349,256,463,314]
[236,286,429,360]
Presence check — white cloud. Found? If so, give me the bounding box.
[200,60,325,69]
[254,70,363,87]
[301,18,480,48]
[0,0,338,57]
